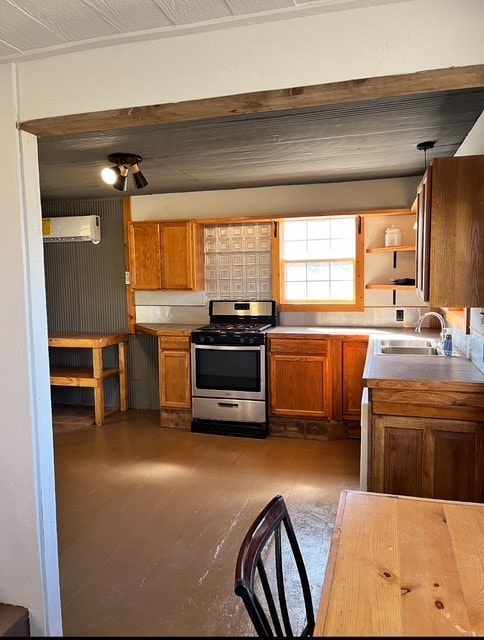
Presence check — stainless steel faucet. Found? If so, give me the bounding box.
[415,311,447,346]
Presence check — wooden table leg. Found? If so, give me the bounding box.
[118,339,128,412]
[92,346,104,426]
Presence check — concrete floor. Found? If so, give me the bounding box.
[53,409,361,636]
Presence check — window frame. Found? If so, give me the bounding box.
[272,213,365,312]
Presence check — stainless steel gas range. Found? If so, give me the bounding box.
[191,300,277,439]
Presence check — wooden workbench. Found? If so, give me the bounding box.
[315,490,484,636]
[48,332,128,426]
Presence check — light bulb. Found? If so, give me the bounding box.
[101,166,120,185]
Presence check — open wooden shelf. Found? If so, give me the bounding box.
[365,284,415,290]
[366,245,415,253]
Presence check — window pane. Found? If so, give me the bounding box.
[330,238,355,259]
[284,240,307,260]
[283,220,307,241]
[307,281,329,300]
[286,281,307,300]
[307,239,329,259]
[307,219,330,238]
[331,217,355,237]
[307,262,329,280]
[285,263,306,281]
[331,262,354,280]
[330,280,354,301]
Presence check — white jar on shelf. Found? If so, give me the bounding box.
[384,225,403,247]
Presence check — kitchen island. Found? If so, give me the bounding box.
[362,334,484,502]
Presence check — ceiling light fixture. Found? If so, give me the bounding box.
[101,153,149,191]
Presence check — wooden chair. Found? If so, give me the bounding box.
[234,495,315,637]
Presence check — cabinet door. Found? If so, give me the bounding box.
[429,155,484,307]
[270,354,331,418]
[160,221,192,289]
[129,222,162,289]
[416,169,431,302]
[372,416,424,497]
[431,427,483,502]
[372,415,484,502]
[342,339,368,420]
[159,336,191,409]
[129,220,204,291]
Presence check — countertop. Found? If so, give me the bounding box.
[134,322,483,389]
[135,323,200,336]
[363,332,484,391]
[266,326,428,337]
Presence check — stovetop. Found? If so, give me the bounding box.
[196,322,272,333]
[192,300,277,345]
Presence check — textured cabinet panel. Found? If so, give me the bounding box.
[270,353,331,418]
[342,340,368,420]
[416,155,484,307]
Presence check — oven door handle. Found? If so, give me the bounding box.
[217,401,239,408]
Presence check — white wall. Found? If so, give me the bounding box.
[16,0,484,120]
[2,0,483,634]
[0,65,62,636]
[130,176,421,221]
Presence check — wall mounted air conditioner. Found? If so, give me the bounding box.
[42,215,101,244]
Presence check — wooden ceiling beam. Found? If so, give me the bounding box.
[18,65,484,138]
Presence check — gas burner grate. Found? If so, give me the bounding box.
[197,322,271,333]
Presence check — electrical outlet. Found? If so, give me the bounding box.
[396,309,404,322]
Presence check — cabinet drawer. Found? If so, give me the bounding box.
[159,335,191,350]
[269,338,329,356]
[371,388,484,422]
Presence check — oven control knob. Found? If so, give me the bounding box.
[209,336,215,343]
[240,337,245,344]
[200,336,205,343]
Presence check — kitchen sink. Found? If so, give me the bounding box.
[380,345,440,355]
[379,339,434,348]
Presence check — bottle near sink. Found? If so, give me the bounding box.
[442,329,453,356]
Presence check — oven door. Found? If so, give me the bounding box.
[191,343,266,401]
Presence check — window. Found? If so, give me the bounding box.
[274,215,364,311]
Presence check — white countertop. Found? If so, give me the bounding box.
[267,326,437,338]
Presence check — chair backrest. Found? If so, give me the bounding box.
[234,495,315,637]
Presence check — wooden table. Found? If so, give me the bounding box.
[48,332,128,426]
[315,490,484,637]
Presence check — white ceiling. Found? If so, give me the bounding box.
[0,0,412,64]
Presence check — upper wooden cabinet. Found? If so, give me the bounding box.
[416,155,484,307]
[128,220,205,290]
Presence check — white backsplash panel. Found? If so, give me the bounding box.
[204,223,272,300]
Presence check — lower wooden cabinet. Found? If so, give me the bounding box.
[269,337,332,418]
[159,335,191,409]
[269,335,368,423]
[370,391,484,502]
